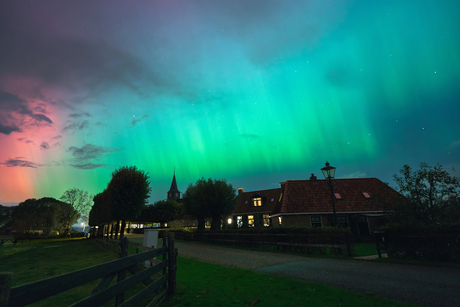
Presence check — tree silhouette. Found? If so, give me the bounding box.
[107,166,151,239]
[393,162,460,224]
[183,178,236,230]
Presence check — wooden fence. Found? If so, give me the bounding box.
[374,231,460,261]
[1,233,177,307]
[175,231,353,256]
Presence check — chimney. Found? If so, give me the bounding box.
[279,182,286,191]
[237,187,244,195]
[310,173,317,182]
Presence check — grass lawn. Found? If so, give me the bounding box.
[0,238,117,287]
[160,257,419,307]
[0,238,120,306]
[353,242,379,256]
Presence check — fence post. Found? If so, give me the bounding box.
[162,233,167,291]
[0,272,12,307]
[167,232,177,297]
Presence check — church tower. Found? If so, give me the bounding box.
[167,171,181,201]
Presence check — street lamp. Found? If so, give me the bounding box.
[321,161,337,226]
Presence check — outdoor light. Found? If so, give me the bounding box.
[321,161,337,226]
[321,161,336,179]
[227,218,232,224]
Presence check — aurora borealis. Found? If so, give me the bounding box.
[1,0,459,206]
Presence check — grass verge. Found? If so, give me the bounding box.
[1,238,121,306]
[0,238,117,286]
[160,257,419,307]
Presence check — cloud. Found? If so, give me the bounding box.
[17,137,34,144]
[40,142,50,150]
[69,112,91,118]
[341,171,366,179]
[450,140,460,147]
[1,158,42,168]
[68,144,120,160]
[70,163,114,169]
[131,114,149,127]
[63,120,89,133]
[0,90,53,135]
[0,4,164,101]
[0,123,22,135]
[67,144,121,169]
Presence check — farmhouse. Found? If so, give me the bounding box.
[227,174,403,235]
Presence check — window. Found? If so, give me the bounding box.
[362,192,371,199]
[227,218,232,225]
[263,214,270,227]
[237,216,243,228]
[334,192,342,200]
[253,197,262,206]
[310,216,322,227]
[248,215,255,227]
[337,216,349,228]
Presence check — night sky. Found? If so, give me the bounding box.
[1,1,459,206]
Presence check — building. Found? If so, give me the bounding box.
[227,187,281,228]
[227,174,403,235]
[167,171,181,201]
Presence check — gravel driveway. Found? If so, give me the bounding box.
[175,241,460,307]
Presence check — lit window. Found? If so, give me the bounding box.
[362,192,371,199]
[334,192,342,200]
[253,197,262,206]
[237,216,243,228]
[310,216,322,227]
[263,214,270,227]
[248,215,254,227]
[227,218,232,224]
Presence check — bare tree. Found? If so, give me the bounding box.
[60,188,94,231]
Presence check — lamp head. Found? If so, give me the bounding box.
[321,161,336,179]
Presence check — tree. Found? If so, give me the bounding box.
[393,162,460,224]
[182,178,237,230]
[140,200,183,227]
[60,188,93,232]
[36,197,65,236]
[0,205,15,228]
[107,166,151,239]
[12,199,41,233]
[89,190,114,237]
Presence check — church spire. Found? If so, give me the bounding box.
[167,169,181,201]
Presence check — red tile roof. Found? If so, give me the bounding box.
[233,188,281,215]
[277,178,401,214]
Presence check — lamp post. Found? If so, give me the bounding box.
[321,161,337,226]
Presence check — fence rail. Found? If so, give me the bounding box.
[175,231,353,256]
[2,233,177,307]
